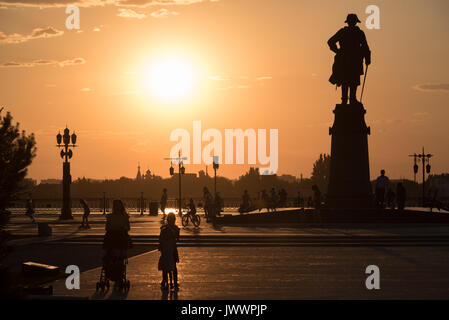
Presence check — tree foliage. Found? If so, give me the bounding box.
[311,153,331,193]
[0,110,37,211]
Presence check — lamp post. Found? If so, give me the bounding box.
[164,151,187,215]
[409,147,433,207]
[213,156,219,196]
[56,127,77,220]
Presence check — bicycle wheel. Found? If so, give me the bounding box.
[182,214,189,227]
[192,215,200,227]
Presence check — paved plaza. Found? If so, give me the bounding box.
[4,209,449,299]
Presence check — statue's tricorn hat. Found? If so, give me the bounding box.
[345,13,361,24]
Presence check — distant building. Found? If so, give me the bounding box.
[40,179,62,185]
[172,172,197,183]
[23,178,37,186]
[279,174,297,183]
[144,169,152,180]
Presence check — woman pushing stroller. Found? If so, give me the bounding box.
[98,199,131,292]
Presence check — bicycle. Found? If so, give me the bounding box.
[182,212,201,227]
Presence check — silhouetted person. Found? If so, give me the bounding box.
[385,188,396,210]
[429,187,444,213]
[239,189,251,214]
[25,198,35,223]
[103,200,131,253]
[187,198,196,216]
[79,199,90,228]
[396,183,406,213]
[158,212,180,291]
[328,13,371,105]
[375,169,390,208]
[307,196,313,208]
[260,189,270,212]
[203,187,213,221]
[312,185,322,211]
[160,188,168,218]
[214,192,223,216]
[270,188,278,212]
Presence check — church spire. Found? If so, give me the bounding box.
[136,162,142,180]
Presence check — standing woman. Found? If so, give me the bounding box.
[103,200,131,254]
[79,199,90,228]
[158,212,180,291]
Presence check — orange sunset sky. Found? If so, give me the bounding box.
[1,0,448,182]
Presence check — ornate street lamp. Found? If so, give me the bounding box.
[409,147,433,207]
[165,150,187,215]
[56,127,77,220]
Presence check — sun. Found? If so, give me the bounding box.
[142,56,197,102]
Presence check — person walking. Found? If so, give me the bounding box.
[375,169,390,208]
[80,199,90,228]
[312,185,322,223]
[203,187,213,222]
[25,197,35,223]
[158,212,180,291]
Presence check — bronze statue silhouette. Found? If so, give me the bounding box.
[328,13,371,105]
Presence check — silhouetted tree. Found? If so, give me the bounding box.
[311,154,331,192]
[0,111,36,211]
[0,110,36,298]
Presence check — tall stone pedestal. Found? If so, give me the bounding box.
[327,103,373,208]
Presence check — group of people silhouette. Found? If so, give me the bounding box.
[100,199,180,292]
[238,187,289,214]
[375,169,407,212]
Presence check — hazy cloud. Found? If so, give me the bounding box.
[255,76,272,81]
[117,8,146,19]
[0,26,63,44]
[413,83,449,93]
[0,57,86,68]
[0,0,109,8]
[0,0,210,8]
[117,0,206,8]
[150,8,179,18]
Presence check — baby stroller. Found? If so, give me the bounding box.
[97,227,131,292]
[97,249,130,292]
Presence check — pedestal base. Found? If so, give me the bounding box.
[327,103,373,209]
